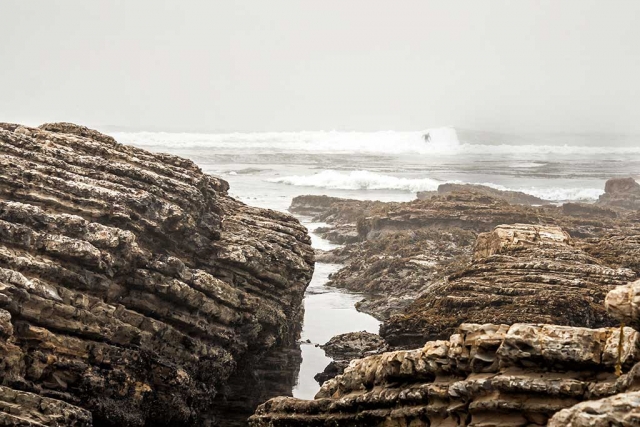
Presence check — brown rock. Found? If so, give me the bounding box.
[381,224,636,347]
[0,385,92,427]
[597,177,640,210]
[0,123,314,426]
[606,279,640,329]
[562,202,618,219]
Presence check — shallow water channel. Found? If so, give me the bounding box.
[291,220,380,399]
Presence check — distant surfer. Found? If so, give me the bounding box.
[423,132,431,143]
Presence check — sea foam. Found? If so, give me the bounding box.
[269,170,605,201]
[269,170,442,192]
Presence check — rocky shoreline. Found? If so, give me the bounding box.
[291,182,640,347]
[0,123,315,426]
[255,177,640,425]
[2,121,640,426]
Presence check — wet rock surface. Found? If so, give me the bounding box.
[0,123,314,426]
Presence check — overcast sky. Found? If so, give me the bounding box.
[1,1,639,133]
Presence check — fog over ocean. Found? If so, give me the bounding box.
[114,127,640,210]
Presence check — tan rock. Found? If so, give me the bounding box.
[549,390,640,426]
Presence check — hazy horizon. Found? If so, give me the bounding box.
[1,1,639,136]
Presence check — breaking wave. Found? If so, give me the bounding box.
[269,170,605,201]
[269,170,442,192]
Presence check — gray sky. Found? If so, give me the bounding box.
[1,0,639,133]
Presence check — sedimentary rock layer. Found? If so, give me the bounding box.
[298,188,640,347]
[382,224,636,347]
[250,322,640,426]
[0,123,314,426]
[325,228,476,321]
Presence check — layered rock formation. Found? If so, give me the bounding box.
[252,281,640,426]
[0,383,92,427]
[247,179,640,426]
[292,188,640,348]
[0,123,314,426]
[293,185,639,245]
[383,224,635,347]
[325,228,476,321]
[250,320,640,426]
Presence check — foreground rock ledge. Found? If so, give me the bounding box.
[250,321,640,426]
[0,123,314,426]
[251,280,640,426]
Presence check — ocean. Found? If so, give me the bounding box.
[113,127,640,208]
[112,127,640,399]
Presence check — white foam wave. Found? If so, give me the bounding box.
[269,170,605,201]
[515,187,604,201]
[474,182,604,201]
[269,170,442,192]
[110,128,640,156]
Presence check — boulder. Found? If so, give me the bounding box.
[597,177,640,210]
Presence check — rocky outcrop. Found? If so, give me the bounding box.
[418,183,550,206]
[250,277,640,426]
[597,177,640,210]
[320,331,389,360]
[0,383,92,427]
[292,187,638,244]
[549,390,640,426]
[314,332,389,384]
[580,233,640,276]
[250,321,640,426]
[0,123,314,426]
[292,191,545,243]
[326,228,476,320]
[293,190,640,345]
[382,224,636,347]
[547,279,640,425]
[562,201,618,219]
[606,279,640,330]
